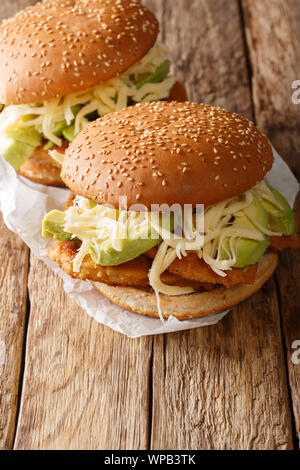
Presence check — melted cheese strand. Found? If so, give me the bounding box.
[73,240,90,273]
[154,289,165,323]
[148,241,194,296]
[48,150,65,165]
[243,207,283,236]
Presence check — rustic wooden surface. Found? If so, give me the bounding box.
[0,216,29,450]
[0,0,299,450]
[242,0,300,443]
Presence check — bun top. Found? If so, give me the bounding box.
[0,0,158,105]
[62,101,274,208]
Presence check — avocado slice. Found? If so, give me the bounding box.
[221,195,270,268]
[0,119,42,169]
[83,211,173,265]
[44,140,55,150]
[52,120,68,137]
[5,123,42,147]
[50,104,82,139]
[261,186,296,236]
[90,224,161,266]
[42,207,166,264]
[0,135,36,170]
[42,210,73,241]
[135,60,171,90]
[60,172,66,184]
[62,125,76,142]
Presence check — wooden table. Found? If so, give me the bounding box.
[0,0,299,451]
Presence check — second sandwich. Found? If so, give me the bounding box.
[0,0,186,186]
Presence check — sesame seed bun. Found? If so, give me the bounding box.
[93,251,278,320]
[0,0,159,105]
[62,101,274,208]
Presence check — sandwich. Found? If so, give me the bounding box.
[42,101,299,320]
[0,0,186,186]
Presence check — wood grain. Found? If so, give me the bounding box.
[242,0,300,446]
[0,0,297,450]
[147,0,293,450]
[146,0,252,119]
[152,283,292,450]
[14,255,152,450]
[0,0,33,451]
[0,215,29,450]
[0,1,35,21]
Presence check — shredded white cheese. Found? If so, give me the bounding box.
[64,196,156,271]
[49,150,65,165]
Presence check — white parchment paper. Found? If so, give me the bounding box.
[0,147,298,337]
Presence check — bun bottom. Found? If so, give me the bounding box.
[93,251,278,320]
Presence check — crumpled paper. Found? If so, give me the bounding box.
[0,147,298,337]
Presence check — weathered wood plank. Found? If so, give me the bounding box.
[0,0,35,21]
[147,0,294,450]
[0,216,29,450]
[0,0,33,451]
[146,0,252,119]
[2,0,153,449]
[152,283,292,450]
[242,0,300,446]
[14,255,152,450]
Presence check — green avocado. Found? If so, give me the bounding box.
[42,210,73,241]
[135,60,171,90]
[261,185,296,236]
[90,223,161,266]
[0,135,36,170]
[52,104,82,140]
[0,117,42,170]
[5,122,42,147]
[62,125,76,142]
[0,119,42,170]
[42,208,169,265]
[43,140,55,150]
[52,120,68,137]
[92,211,175,266]
[60,172,66,184]
[221,195,270,268]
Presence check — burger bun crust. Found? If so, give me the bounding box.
[63,101,274,208]
[0,0,159,104]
